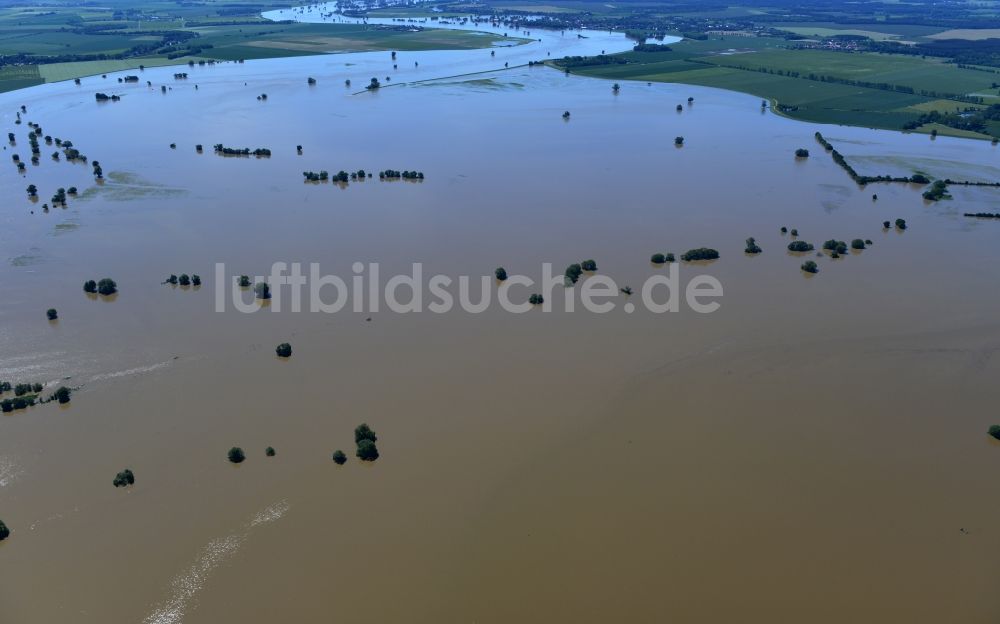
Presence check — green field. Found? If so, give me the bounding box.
[0,4,519,93]
[571,37,1000,138]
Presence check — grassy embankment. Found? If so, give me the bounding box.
[0,2,513,93]
[565,37,1000,139]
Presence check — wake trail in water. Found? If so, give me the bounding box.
[142,500,290,624]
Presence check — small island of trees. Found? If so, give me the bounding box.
[84,278,117,296]
[681,248,719,261]
[787,241,814,252]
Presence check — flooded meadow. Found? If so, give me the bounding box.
[1,9,1000,623]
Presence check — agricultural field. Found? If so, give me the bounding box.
[0,2,514,93]
[570,37,1000,138]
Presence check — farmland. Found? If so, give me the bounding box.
[569,37,1000,139]
[0,2,514,92]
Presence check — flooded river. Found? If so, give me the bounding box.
[1,5,1000,623]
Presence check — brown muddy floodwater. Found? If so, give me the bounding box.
[2,44,1000,624]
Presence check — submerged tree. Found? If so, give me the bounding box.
[46,308,58,320]
[355,423,377,444]
[581,259,597,271]
[255,282,271,300]
[112,468,135,488]
[681,248,719,261]
[275,342,292,358]
[83,280,97,294]
[266,446,276,457]
[801,260,818,274]
[795,148,809,158]
[989,425,1000,441]
[565,263,583,284]
[228,447,246,463]
[0,519,9,541]
[356,439,379,461]
[495,267,508,281]
[528,293,544,305]
[52,386,71,404]
[787,241,814,252]
[332,450,347,465]
[97,278,117,296]
[744,237,762,254]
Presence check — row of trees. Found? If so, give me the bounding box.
[214,144,271,157]
[0,385,69,412]
[815,132,932,186]
[164,274,202,286]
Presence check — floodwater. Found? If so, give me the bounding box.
[2,7,1000,624]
